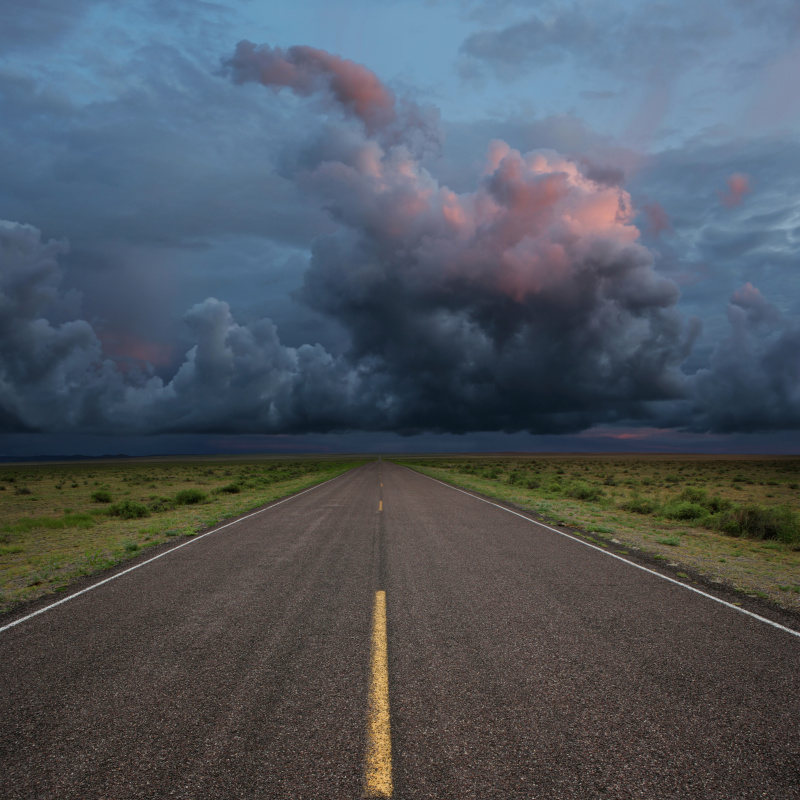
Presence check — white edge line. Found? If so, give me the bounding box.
[0,469,351,635]
[412,468,800,641]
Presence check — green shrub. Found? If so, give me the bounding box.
[566,481,604,501]
[175,489,206,505]
[706,495,733,513]
[524,477,540,490]
[715,504,800,543]
[678,487,707,504]
[109,501,150,519]
[91,489,112,503]
[622,494,660,514]
[217,483,241,494]
[148,496,176,513]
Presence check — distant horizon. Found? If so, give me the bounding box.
[3,428,800,462]
[4,449,800,466]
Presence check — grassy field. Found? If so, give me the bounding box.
[393,454,800,613]
[0,455,365,614]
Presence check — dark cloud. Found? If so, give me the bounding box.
[0,221,366,435]
[680,284,800,432]
[0,41,699,438]
[3,36,800,442]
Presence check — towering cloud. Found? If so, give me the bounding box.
[294,133,693,433]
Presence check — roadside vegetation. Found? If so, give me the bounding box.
[394,455,800,612]
[0,456,364,613]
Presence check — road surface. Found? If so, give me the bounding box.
[2,461,799,799]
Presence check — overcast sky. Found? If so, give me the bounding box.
[2,0,800,457]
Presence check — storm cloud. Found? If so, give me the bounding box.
[0,220,365,435]
[2,38,800,442]
[0,41,692,437]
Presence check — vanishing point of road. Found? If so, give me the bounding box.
[1,461,798,799]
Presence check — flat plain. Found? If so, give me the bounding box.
[0,455,364,614]
[394,453,800,614]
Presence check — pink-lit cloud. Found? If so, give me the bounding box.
[224,40,396,134]
[718,173,751,207]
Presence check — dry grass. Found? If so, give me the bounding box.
[394,454,800,612]
[0,456,365,613]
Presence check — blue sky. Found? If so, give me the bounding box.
[1,0,800,456]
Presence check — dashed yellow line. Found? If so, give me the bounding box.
[379,500,383,512]
[365,591,392,797]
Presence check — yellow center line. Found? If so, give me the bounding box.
[365,590,392,797]
[379,500,383,512]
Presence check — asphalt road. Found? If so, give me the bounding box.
[1,461,799,799]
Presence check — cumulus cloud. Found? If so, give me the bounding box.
[0,221,112,432]
[294,134,696,433]
[3,42,800,439]
[0,221,361,435]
